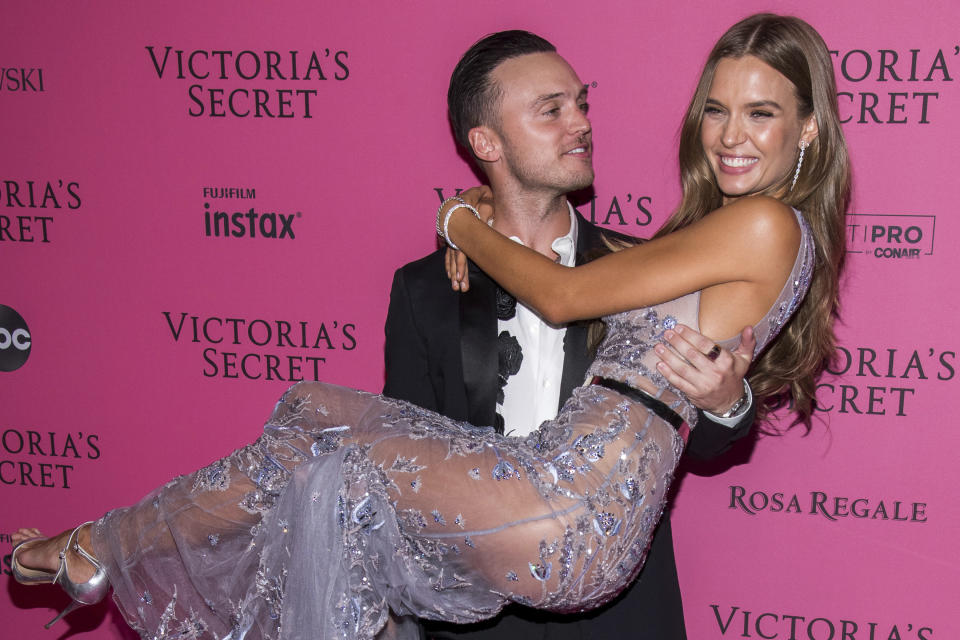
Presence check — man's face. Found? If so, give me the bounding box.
[486,52,594,194]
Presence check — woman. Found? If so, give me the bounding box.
[11,13,848,640]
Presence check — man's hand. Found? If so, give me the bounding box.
[654,324,755,415]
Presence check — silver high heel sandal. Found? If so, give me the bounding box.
[10,522,110,628]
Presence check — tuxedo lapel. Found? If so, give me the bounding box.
[559,322,591,410]
[557,214,605,410]
[459,261,499,428]
[573,210,611,258]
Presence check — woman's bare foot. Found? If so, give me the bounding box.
[11,524,97,584]
[11,527,43,546]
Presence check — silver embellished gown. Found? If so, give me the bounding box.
[91,210,813,640]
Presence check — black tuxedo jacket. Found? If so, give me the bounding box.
[384,211,753,639]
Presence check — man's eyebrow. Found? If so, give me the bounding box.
[531,87,589,109]
[532,92,565,107]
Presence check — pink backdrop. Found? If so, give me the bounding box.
[2,1,957,638]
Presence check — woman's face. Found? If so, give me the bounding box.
[700,55,817,204]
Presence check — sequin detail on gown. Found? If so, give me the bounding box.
[91,210,813,640]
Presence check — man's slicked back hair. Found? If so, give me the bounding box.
[447,30,556,151]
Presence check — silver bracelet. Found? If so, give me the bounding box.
[436,196,465,238]
[441,202,480,251]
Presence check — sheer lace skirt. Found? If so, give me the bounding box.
[91,380,685,640]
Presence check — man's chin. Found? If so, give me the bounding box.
[565,171,595,192]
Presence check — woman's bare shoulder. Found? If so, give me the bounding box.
[709,196,800,251]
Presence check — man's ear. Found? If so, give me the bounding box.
[468,126,501,163]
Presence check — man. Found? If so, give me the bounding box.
[384,31,755,640]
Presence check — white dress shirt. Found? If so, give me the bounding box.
[498,203,578,436]
[496,203,747,435]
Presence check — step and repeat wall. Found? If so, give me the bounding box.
[2,1,957,638]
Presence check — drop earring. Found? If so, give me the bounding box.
[790,140,807,191]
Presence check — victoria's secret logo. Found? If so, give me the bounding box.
[163,311,357,381]
[710,604,932,639]
[830,45,958,124]
[0,178,81,244]
[434,187,656,230]
[1,428,101,489]
[146,46,350,119]
[815,344,954,418]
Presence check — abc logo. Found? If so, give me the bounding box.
[0,304,31,372]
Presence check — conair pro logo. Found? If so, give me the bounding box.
[0,305,31,371]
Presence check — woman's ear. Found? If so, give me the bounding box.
[800,114,819,146]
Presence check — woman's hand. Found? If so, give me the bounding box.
[443,186,494,292]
